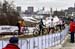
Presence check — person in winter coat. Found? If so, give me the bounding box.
[59,19,63,30]
[49,18,55,33]
[62,20,65,29]
[70,19,75,43]
[2,37,20,49]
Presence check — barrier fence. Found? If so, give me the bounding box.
[0,26,69,49]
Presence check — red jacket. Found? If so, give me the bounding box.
[2,44,20,49]
[70,21,75,32]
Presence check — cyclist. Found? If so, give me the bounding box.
[20,19,26,33]
[39,19,45,35]
[17,20,22,34]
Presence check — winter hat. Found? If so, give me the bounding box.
[9,37,19,43]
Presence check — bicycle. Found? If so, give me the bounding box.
[14,26,29,35]
[33,25,47,36]
[33,25,39,36]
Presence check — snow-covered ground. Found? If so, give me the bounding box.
[0,26,69,49]
[22,17,37,23]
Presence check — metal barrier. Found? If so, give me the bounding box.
[0,26,69,49]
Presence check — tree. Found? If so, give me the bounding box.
[0,0,21,25]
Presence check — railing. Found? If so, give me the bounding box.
[44,47,75,49]
[0,26,69,49]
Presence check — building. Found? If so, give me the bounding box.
[17,6,21,13]
[64,3,75,16]
[28,7,34,13]
[50,8,53,16]
[25,7,34,14]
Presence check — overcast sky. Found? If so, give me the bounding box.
[1,0,75,11]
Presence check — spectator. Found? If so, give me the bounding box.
[70,19,75,43]
[2,37,20,49]
[49,19,55,33]
[62,20,65,29]
[59,19,63,30]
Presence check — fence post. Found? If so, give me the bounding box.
[38,37,39,49]
[2,35,3,49]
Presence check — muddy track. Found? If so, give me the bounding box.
[0,31,54,40]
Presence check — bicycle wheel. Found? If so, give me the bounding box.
[33,29,39,36]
